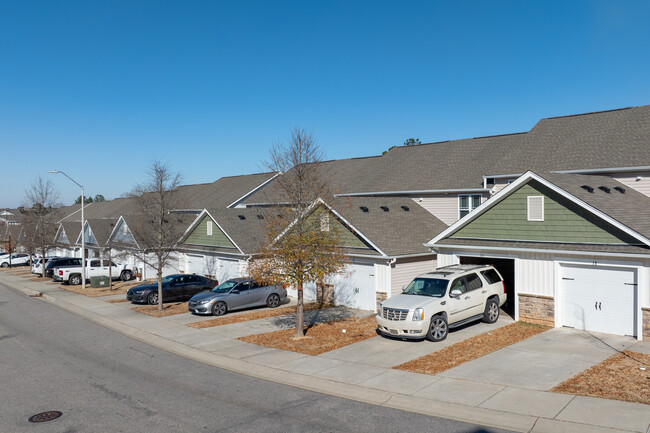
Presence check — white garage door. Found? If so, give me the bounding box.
[561,264,637,337]
[186,254,204,275]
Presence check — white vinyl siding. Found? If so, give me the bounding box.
[390,256,437,297]
[412,195,462,225]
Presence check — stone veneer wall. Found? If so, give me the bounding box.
[518,293,555,326]
[643,308,650,340]
[376,292,387,312]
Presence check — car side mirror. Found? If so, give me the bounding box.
[450,289,462,298]
[231,289,240,294]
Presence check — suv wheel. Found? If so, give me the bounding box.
[426,314,448,342]
[483,298,499,323]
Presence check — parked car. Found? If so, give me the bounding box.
[188,278,287,316]
[0,253,30,268]
[126,274,218,305]
[53,259,135,285]
[376,264,507,342]
[44,257,80,278]
[31,256,58,274]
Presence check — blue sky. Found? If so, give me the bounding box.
[2,1,650,207]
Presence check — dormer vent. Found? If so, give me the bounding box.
[598,186,611,194]
[580,185,594,193]
[359,206,369,213]
[257,215,264,219]
[401,205,410,211]
[238,215,246,220]
[380,206,389,212]
[614,186,626,194]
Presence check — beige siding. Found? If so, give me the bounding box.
[390,256,437,297]
[412,195,458,225]
[612,171,650,198]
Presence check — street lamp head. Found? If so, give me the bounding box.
[47,170,60,174]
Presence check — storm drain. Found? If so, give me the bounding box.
[28,411,62,423]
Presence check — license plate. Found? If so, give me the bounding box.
[389,329,398,335]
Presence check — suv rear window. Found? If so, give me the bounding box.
[481,269,502,284]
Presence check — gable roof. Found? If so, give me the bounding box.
[79,218,119,246]
[427,171,650,254]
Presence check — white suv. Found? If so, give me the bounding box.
[376,265,507,342]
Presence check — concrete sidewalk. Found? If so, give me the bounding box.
[1,271,649,433]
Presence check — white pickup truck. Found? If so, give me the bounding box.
[52,259,134,285]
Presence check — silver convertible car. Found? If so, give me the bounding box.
[187,278,287,316]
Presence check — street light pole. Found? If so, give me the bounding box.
[48,170,86,290]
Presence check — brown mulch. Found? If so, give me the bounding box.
[58,279,153,297]
[132,302,189,317]
[552,351,650,405]
[239,316,378,355]
[105,299,129,303]
[187,303,333,329]
[394,321,550,375]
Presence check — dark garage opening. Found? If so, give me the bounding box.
[459,256,515,318]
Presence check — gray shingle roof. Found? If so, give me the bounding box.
[242,105,650,202]
[327,197,448,256]
[85,218,119,246]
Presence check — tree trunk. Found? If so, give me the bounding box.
[157,269,163,311]
[294,280,304,338]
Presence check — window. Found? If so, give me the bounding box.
[90,260,100,267]
[122,224,128,236]
[207,221,213,236]
[481,269,502,284]
[527,196,544,221]
[320,213,329,232]
[449,277,467,294]
[459,194,482,218]
[465,273,483,291]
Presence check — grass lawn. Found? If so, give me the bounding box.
[187,302,332,329]
[238,316,378,355]
[394,321,550,375]
[552,351,650,405]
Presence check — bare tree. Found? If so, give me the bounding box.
[130,161,184,311]
[248,129,347,338]
[23,176,61,275]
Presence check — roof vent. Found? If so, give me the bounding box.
[359,206,369,213]
[380,206,389,212]
[580,185,594,193]
[614,186,626,194]
[401,205,410,211]
[257,215,264,219]
[238,215,246,220]
[598,186,611,194]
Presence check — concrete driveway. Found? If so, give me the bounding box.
[438,327,646,390]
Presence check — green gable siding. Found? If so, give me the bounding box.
[183,215,236,248]
[306,207,374,250]
[452,181,640,245]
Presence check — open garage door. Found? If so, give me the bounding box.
[460,256,515,317]
[561,264,636,337]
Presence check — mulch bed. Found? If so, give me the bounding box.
[552,351,650,405]
[394,321,550,375]
[58,279,152,297]
[239,316,378,355]
[105,299,129,303]
[187,302,333,329]
[133,302,189,317]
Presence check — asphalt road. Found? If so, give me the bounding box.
[0,281,515,433]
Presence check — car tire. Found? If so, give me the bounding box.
[147,292,158,305]
[266,293,281,308]
[483,298,500,323]
[0,262,8,268]
[69,274,82,285]
[212,301,227,316]
[120,270,133,282]
[425,314,448,342]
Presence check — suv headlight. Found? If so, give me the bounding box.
[412,308,424,321]
[377,302,383,317]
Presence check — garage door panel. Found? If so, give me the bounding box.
[561,265,636,337]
